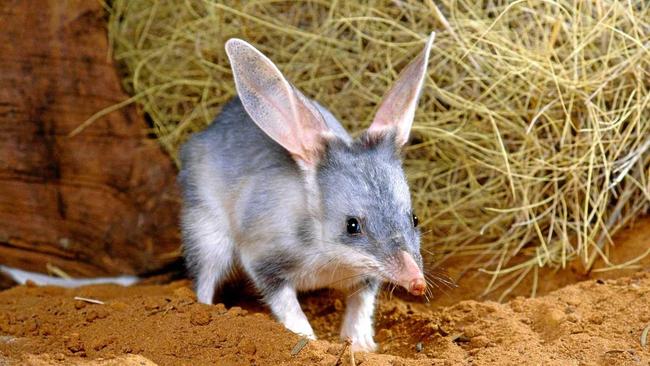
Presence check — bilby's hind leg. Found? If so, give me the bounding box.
[181,206,235,304]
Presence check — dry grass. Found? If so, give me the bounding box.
[102,0,650,297]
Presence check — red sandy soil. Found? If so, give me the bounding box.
[1,218,649,365]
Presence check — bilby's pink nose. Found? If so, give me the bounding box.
[396,251,426,296]
[409,278,426,296]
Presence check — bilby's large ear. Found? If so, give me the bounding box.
[368,32,435,147]
[225,39,330,168]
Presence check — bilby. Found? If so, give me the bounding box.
[179,33,435,352]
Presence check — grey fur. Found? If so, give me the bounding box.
[253,249,300,297]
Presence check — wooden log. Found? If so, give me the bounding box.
[0,1,181,276]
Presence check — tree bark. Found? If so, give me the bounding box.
[0,0,181,276]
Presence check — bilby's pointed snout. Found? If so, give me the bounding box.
[396,250,426,296]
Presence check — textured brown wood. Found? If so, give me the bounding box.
[0,271,16,291]
[0,0,181,276]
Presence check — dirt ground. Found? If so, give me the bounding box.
[1,218,649,365]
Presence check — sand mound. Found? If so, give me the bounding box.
[1,270,649,365]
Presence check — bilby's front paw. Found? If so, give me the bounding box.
[342,332,377,353]
[284,318,316,340]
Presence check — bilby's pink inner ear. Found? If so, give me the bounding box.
[368,32,435,147]
[225,39,330,168]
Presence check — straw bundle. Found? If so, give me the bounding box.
[104,0,650,296]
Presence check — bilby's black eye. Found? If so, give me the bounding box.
[346,217,362,235]
[412,212,419,227]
